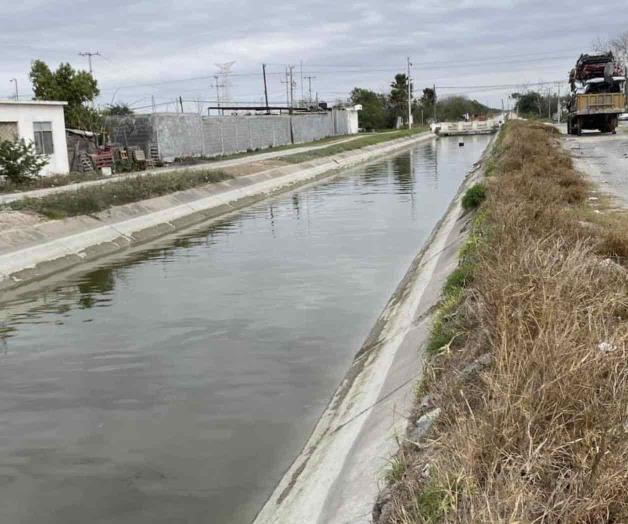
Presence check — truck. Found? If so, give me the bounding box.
[567,52,626,135]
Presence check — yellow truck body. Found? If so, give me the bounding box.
[574,93,625,115]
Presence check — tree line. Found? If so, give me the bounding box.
[350,73,495,131]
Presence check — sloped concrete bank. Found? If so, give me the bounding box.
[253,135,495,524]
[0,135,363,206]
[0,132,431,292]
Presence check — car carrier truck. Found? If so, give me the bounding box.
[567,52,626,135]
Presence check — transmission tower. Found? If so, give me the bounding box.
[214,61,236,108]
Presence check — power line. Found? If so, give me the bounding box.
[78,51,100,74]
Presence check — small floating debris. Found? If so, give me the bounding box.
[458,140,465,147]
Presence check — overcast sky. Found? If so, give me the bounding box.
[1,0,628,112]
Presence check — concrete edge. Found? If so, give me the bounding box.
[0,134,369,205]
[252,133,498,524]
[0,132,434,293]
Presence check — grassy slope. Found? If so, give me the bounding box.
[379,121,628,523]
[277,127,428,163]
[4,127,428,220]
[8,170,231,219]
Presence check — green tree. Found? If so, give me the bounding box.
[512,91,541,116]
[350,88,388,130]
[29,60,102,130]
[103,103,134,116]
[389,73,409,125]
[0,139,48,184]
[418,87,437,122]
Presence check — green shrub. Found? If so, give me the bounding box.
[0,139,48,185]
[461,182,487,210]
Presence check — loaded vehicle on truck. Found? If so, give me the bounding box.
[567,52,626,135]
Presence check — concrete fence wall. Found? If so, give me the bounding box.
[106,109,359,161]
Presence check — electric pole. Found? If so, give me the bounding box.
[557,83,561,124]
[433,84,437,122]
[262,64,270,114]
[10,78,18,101]
[407,57,412,129]
[289,66,295,112]
[78,51,100,74]
[300,60,304,106]
[212,75,225,115]
[281,68,290,110]
[304,75,316,104]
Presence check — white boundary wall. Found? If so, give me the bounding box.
[108,109,360,161]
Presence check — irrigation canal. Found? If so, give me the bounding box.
[0,135,491,523]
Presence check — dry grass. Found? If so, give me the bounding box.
[380,121,628,523]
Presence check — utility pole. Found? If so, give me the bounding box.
[407,57,412,129]
[281,68,290,111]
[262,64,270,114]
[179,96,184,113]
[557,83,561,124]
[9,78,18,101]
[289,66,295,112]
[304,75,316,104]
[212,75,225,115]
[78,51,100,74]
[300,60,304,106]
[433,84,437,122]
[151,95,156,113]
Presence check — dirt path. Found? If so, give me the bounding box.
[0,135,363,205]
[560,122,628,207]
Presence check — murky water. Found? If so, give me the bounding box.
[0,135,490,523]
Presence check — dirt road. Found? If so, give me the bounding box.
[560,122,628,206]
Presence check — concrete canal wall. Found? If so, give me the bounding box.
[253,134,496,524]
[0,132,432,293]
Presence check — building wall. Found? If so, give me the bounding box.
[107,110,360,162]
[105,114,155,153]
[0,102,69,175]
[291,113,334,143]
[333,108,359,135]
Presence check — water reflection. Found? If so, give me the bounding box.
[0,135,491,524]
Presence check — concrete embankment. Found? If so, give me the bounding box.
[0,135,364,206]
[0,132,431,292]
[253,135,495,524]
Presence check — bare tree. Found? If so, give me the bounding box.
[591,32,628,99]
[609,32,628,99]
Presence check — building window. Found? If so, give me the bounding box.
[0,122,18,142]
[34,121,54,155]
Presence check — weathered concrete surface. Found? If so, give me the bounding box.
[253,138,494,524]
[0,133,432,292]
[559,122,628,206]
[0,134,365,205]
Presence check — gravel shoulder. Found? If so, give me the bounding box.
[559,122,628,207]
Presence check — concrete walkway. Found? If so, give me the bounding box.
[0,135,365,205]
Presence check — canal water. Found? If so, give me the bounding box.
[0,135,490,523]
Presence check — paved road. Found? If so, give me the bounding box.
[559,122,628,206]
[0,134,366,205]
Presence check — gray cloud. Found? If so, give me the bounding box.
[1,0,627,108]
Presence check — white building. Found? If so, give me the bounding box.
[0,100,69,176]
